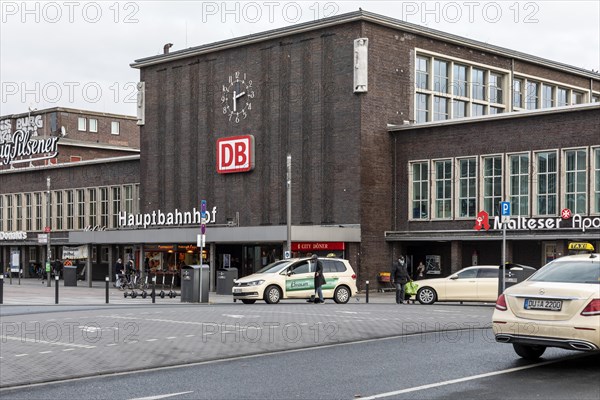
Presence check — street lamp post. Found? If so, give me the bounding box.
[46,177,51,287]
[286,154,291,257]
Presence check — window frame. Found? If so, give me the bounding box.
[89,118,98,133]
[456,157,478,219]
[433,159,453,220]
[78,117,86,131]
[111,121,120,135]
[409,160,430,221]
[562,147,588,214]
[508,152,530,216]
[533,150,559,217]
[481,155,503,217]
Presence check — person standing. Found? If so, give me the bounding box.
[416,261,425,280]
[114,258,124,287]
[392,256,410,304]
[311,254,326,304]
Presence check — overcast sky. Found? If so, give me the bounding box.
[1,1,599,116]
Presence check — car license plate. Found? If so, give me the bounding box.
[524,298,562,311]
[233,288,241,293]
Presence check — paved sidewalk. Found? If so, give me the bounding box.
[0,277,396,306]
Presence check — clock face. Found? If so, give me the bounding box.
[221,71,255,123]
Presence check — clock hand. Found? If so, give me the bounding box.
[233,90,237,112]
[235,91,246,99]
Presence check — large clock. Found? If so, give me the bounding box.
[221,71,255,123]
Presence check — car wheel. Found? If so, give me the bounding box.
[334,286,351,304]
[513,343,546,360]
[417,287,437,305]
[241,299,256,304]
[264,285,281,304]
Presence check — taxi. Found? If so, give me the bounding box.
[493,247,600,359]
[232,257,358,304]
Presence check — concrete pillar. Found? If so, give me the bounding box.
[450,241,462,274]
[108,246,114,282]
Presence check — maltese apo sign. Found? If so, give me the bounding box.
[474,209,600,233]
[216,135,255,174]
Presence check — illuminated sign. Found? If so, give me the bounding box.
[0,129,59,165]
[0,231,27,240]
[118,206,218,229]
[216,135,255,174]
[474,210,600,233]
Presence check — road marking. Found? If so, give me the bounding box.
[145,339,158,342]
[184,334,195,338]
[166,337,177,340]
[39,351,52,354]
[106,343,118,347]
[62,349,74,352]
[15,354,28,357]
[129,391,194,400]
[359,358,566,399]
[1,335,96,349]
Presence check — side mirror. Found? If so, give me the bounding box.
[449,275,458,280]
[286,270,293,277]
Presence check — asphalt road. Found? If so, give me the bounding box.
[1,328,598,400]
[1,302,492,387]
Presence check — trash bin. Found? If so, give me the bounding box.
[498,263,537,295]
[181,265,209,303]
[63,266,78,287]
[216,268,238,295]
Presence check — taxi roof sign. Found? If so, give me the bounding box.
[568,242,595,253]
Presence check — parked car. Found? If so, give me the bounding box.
[232,257,358,304]
[493,253,600,359]
[416,265,499,305]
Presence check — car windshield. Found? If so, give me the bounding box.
[255,260,293,274]
[528,259,600,284]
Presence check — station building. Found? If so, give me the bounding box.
[1,10,599,289]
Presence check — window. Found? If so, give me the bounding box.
[88,188,97,226]
[565,149,587,214]
[89,118,98,133]
[453,64,468,97]
[509,154,529,216]
[290,261,311,275]
[513,79,523,108]
[66,190,74,230]
[526,81,539,110]
[453,100,467,118]
[16,194,22,230]
[434,160,452,219]
[593,94,600,103]
[458,158,477,218]
[478,268,499,278]
[489,73,503,104]
[111,121,120,135]
[433,96,448,121]
[557,88,568,107]
[6,195,13,231]
[112,187,121,228]
[572,92,584,104]
[457,269,477,279]
[542,84,554,108]
[415,54,507,122]
[416,56,429,90]
[411,162,429,219]
[100,187,109,227]
[472,104,485,116]
[594,148,600,214]
[35,193,42,230]
[472,68,486,101]
[26,193,32,231]
[483,156,502,216]
[124,185,134,215]
[70,156,82,162]
[77,189,85,229]
[416,93,429,123]
[55,191,63,230]
[536,151,557,215]
[433,60,449,93]
[78,117,86,131]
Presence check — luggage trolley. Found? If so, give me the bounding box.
[378,271,395,293]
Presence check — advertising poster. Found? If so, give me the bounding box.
[425,255,441,275]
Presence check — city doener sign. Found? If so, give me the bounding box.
[0,129,59,165]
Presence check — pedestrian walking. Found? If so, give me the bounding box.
[392,256,410,304]
[312,254,326,304]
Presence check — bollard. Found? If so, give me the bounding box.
[19,269,22,285]
[365,280,369,303]
[55,275,59,304]
[0,274,3,304]
[105,276,110,304]
[151,276,156,304]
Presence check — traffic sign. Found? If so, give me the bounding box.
[44,226,51,233]
[501,201,511,216]
[201,199,207,233]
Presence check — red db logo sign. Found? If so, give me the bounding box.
[216,135,255,174]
